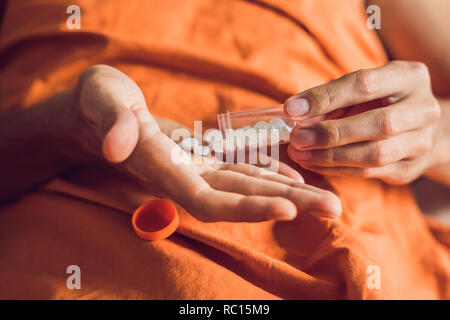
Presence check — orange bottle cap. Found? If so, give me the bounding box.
[132,199,179,241]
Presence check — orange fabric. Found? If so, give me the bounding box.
[1,0,449,299]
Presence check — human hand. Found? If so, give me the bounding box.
[285,61,442,185]
[69,65,342,221]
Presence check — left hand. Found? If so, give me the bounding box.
[284,61,442,185]
[68,65,342,221]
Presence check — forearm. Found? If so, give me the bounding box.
[0,89,78,202]
[425,99,450,186]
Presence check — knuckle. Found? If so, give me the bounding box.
[355,69,379,96]
[409,61,431,82]
[322,86,337,110]
[409,61,428,73]
[425,97,441,122]
[402,161,417,179]
[424,130,434,148]
[369,142,390,166]
[321,148,336,164]
[285,187,299,202]
[378,110,397,137]
[80,64,109,82]
[417,132,433,154]
[320,122,342,146]
[417,142,432,155]
[390,60,431,84]
[389,60,404,67]
[309,86,336,113]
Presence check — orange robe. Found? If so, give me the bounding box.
[0,0,449,299]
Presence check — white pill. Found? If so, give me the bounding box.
[280,125,291,142]
[267,128,281,144]
[233,129,247,148]
[204,129,222,143]
[244,127,257,135]
[253,121,270,130]
[211,140,225,153]
[203,146,211,156]
[257,131,269,146]
[204,131,222,149]
[247,138,259,149]
[223,138,236,152]
[269,118,285,129]
[244,128,258,147]
[180,137,200,151]
[193,145,211,156]
[234,128,246,137]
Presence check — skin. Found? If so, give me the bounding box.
[0,65,342,221]
[285,0,450,187]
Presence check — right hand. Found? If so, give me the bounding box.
[68,65,342,222]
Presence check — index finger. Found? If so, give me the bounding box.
[284,61,429,119]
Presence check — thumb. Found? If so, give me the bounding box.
[130,104,161,139]
[102,107,139,163]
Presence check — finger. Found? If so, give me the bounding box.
[289,96,440,150]
[255,170,304,186]
[284,61,430,119]
[102,107,139,163]
[219,162,304,184]
[131,104,160,138]
[301,159,422,185]
[288,128,432,167]
[238,151,305,183]
[190,189,298,222]
[276,161,305,183]
[128,106,214,203]
[202,170,342,218]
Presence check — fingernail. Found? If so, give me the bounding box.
[286,98,309,117]
[291,149,312,161]
[292,128,317,148]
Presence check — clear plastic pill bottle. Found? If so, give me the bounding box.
[217,105,297,144]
